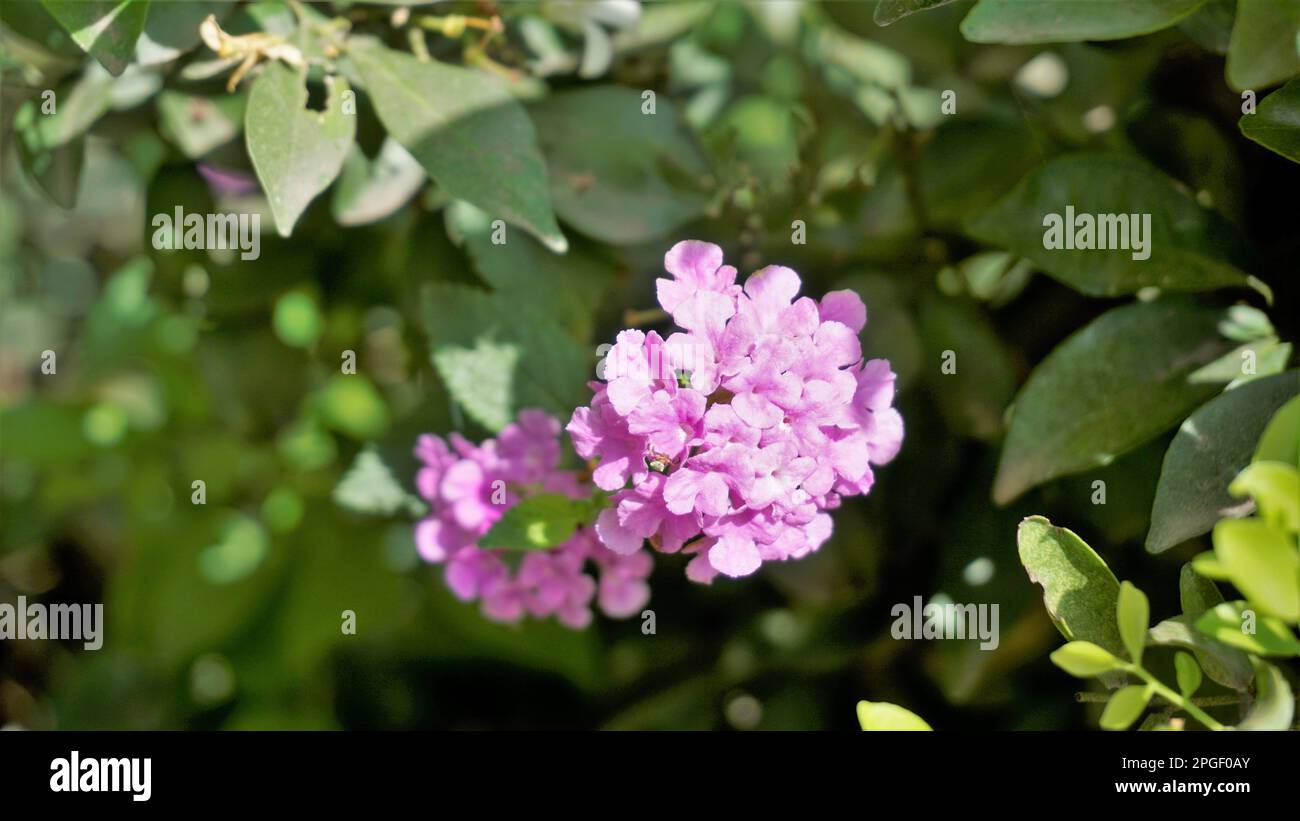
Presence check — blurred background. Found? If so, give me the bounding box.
[1,0,1296,730]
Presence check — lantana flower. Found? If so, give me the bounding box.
[569,241,903,582]
[413,409,651,627]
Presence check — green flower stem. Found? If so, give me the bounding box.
[1124,663,1226,731]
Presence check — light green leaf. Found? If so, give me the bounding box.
[331,139,426,227]
[158,91,245,159]
[1148,615,1253,692]
[1195,601,1300,656]
[961,0,1209,44]
[856,700,932,730]
[348,37,565,252]
[874,0,962,26]
[245,63,354,237]
[1241,78,1300,163]
[994,299,1231,504]
[529,85,710,244]
[1230,461,1300,533]
[1018,517,1125,659]
[967,154,1254,297]
[1188,338,1291,385]
[1238,659,1295,730]
[1099,684,1151,730]
[41,0,150,76]
[1117,581,1150,665]
[1227,0,1300,91]
[1174,651,1202,697]
[332,447,424,517]
[1212,518,1300,621]
[479,493,597,551]
[1147,371,1299,553]
[1050,640,1125,677]
[422,284,590,432]
[1254,396,1300,466]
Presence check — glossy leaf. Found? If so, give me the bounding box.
[967,154,1254,297]
[1241,78,1300,163]
[961,0,1209,44]
[1146,371,1299,553]
[994,299,1230,504]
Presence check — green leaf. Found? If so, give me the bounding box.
[1148,615,1253,692]
[19,64,114,150]
[1147,371,1300,553]
[1099,684,1151,730]
[447,201,614,343]
[1174,651,1202,697]
[332,447,425,517]
[528,85,710,244]
[1241,78,1300,163]
[1050,641,1125,677]
[135,0,231,66]
[1238,659,1295,730]
[1178,0,1236,54]
[1195,601,1300,656]
[856,700,932,730]
[1227,0,1300,92]
[331,139,426,227]
[966,154,1254,297]
[1018,517,1125,660]
[245,63,355,237]
[961,0,1209,43]
[16,131,85,210]
[479,493,597,551]
[157,91,245,159]
[1212,518,1300,621]
[875,0,962,26]
[421,284,590,432]
[1254,396,1300,466]
[41,0,150,76]
[1117,581,1150,665]
[1230,462,1300,532]
[994,299,1231,504]
[348,37,566,252]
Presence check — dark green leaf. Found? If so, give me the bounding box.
[1149,614,1253,692]
[961,0,1209,44]
[994,299,1231,504]
[529,85,710,244]
[1147,371,1299,553]
[1241,78,1300,164]
[918,294,1017,441]
[158,90,245,159]
[1227,0,1300,91]
[967,154,1255,297]
[349,37,566,252]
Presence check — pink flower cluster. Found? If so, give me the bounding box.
[568,241,903,582]
[413,410,652,628]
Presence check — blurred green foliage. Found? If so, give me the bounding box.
[1,0,1296,730]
